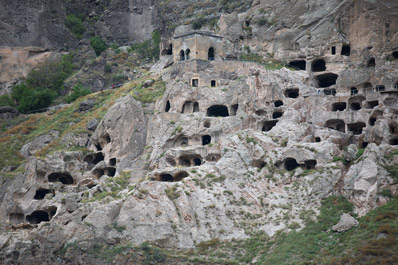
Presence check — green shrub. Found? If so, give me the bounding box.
[65,84,91,103]
[9,53,75,113]
[192,15,206,30]
[65,14,85,39]
[129,31,160,59]
[90,36,108,56]
[0,94,15,107]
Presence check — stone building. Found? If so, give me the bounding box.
[160,31,226,63]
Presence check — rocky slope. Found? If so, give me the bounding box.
[0,0,398,264]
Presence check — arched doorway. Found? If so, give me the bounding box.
[185,49,190,60]
[179,50,185,61]
[208,47,215,61]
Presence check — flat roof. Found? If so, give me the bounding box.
[173,31,223,39]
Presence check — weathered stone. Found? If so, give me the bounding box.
[332,213,358,232]
[0,106,18,120]
[87,118,99,131]
[142,79,155,88]
[20,131,59,158]
[79,98,96,112]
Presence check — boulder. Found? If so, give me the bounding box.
[87,118,99,131]
[79,98,96,112]
[0,106,18,120]
[332,213,358,232]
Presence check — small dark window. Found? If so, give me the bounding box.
[341,45,350,56]
[272,111,283,119]
[285,88,299,98]
[34,189,53,200]
[185,49,190,60]
[351,87,358,95]
[274,100,283,107]
[366,100,378,109]
[369,117,376,126]
[95,143,102,151]
[203,121,211,128]
[315,137,321,142]
[392,51,398,59]
[109,158,116,166]
[367,58,375,67]
[332,102,346,111]
[324,89,337,96]
[105,134,111,144]
[202,135,211,145]
[192,79,199,87]
[193,102,199,112]
[179,50,185,61]
[165,101,171,112]
[211,80,216,87]
[230,104,239,116]
[390,138,398,146]
[194,158,201,166]
[376,85,385,92]
[331,46,336,55]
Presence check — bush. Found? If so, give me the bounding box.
[11,83,57,113]
[65,14,85,39]
[65,84,91,103]
[129,31,161,60]
[192,15,206,30]
[0,94,15,107]
[9,53,75,113]
[90,36,108,56]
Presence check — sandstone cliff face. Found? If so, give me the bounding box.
[0,0,398,264]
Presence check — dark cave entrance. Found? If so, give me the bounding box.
[311,59,326,72]
[288,60,306,70]
[48,172,74,185]
[316,73,338,88]
[206,105,229,117]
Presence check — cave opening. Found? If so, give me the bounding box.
[95,143,102,151]
[341,45,351,56]
[288,60,306,70]
[366,100,378,109]
[361,142,368,148]
[203,121,211,128]
[350,102,361,111]
[109,158,116,166]
[315,137,321,142]
[165,101,171,112]
[192,79,198,87]
[369,117,376,126]
[48,172,74,185]
[160,173,173,182]
[105,134,111,144]
[193,102,199,112]
[93,168,105,178]
[194,158,202,166]
[185,49,190,60]
[272,111,283,119]
[179,50,185,61]
[34,189,53,200]
[311,59,326,72]
[174,171,189,181]
[182,101,193,113]
[389,138,398,146]
[202,135,211,145]
[26,210,51,224]
[304,160,317,170]
[285,88,299,98]
[331,46,336,55]
[316,73,338,88]
[367,58,375,67]
[105,167,116,177]
[348,122,366,135]
[332,102,346,111]
[393,51,398,59]
[180,158,191,167]
[206,105,229,117]
[211,80,216,87]
[262,120,278,132]
[252,159,267,169]
[351,87,358,95]
[274,100,283,107]
[284,158,299,171]
[92,152,105,164]
[389,123,397,134]
[325,119,345,133]
[230,104,239,116]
